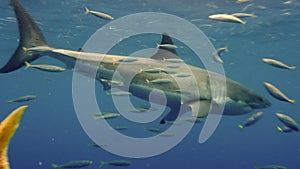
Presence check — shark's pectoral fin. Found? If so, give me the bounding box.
[189,100,212,117]
[160,103,190,124]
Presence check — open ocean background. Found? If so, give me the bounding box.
[0,0,299,169]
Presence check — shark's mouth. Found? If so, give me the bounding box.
[223,97,255,115]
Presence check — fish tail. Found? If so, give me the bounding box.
[251,13,257,17]
[7,100,13,103]
[289,66,296,70]
[85,7,90,14]
[288,99,296,104]
[238,125,244,129]
[223,46,229,51]
[51,163,59,169]
[0,0,48,73]
[241,20,246,25]
[146,79,150,83]
[156,43,160,48]
[24,61,31,69]
[276,126,283,132]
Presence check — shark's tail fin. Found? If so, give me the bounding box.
[0,0,48,73]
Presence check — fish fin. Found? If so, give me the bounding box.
[160,108,179,124]
[151,33,179,60]
[288,99,296,104]
[189,100,211,117]
[0,105,27,169]
[51,163,59,169]
[238,125,244,129]
[0,0,48,73]
[160,104,189,124]
[85,7,90,14]
[77,48,84,52]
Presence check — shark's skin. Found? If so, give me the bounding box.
[1,0,271,124]
[0,106,28,169]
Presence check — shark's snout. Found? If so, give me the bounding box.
[249,96,271,109]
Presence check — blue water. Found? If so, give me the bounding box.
[0,0,299,169]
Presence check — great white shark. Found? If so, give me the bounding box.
[1,0,271,126]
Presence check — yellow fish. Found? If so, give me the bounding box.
[0,105,28,169]
[264,82,296,104]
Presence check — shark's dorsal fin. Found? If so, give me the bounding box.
[151,33,179,60]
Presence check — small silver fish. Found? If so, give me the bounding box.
[93,113,121,120]
[276,113,299,132]
[146,78,172,84]
[156,132,175,137]
[140,68,163,74]
[52,160,93,169]
[236,0,250,4]
[262,58,296,70]
[163,58,184,63]
[174,73,191,78]
[144,127,164,133]
[85,7,114,20]
[238,112,263,129]
[100,79,123,86]
[179,117,205,123]
[162,69,177,74]
[209,14,246,24]
[231,13,256,18]
[100,160,132,167]
[25,61,65,72]
[166,64,180,68]
[217,46,228,56]
[213,53,224,64]
[156,43,178,49]
[106,91,132,96]
[113,126,128,130]
[264,82,295,104]
[117,58,139,63]
[7,95,37,103]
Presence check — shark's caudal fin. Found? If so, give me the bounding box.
[0,0,48,73]
[151,33,179,60]
[0,105,28,169]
